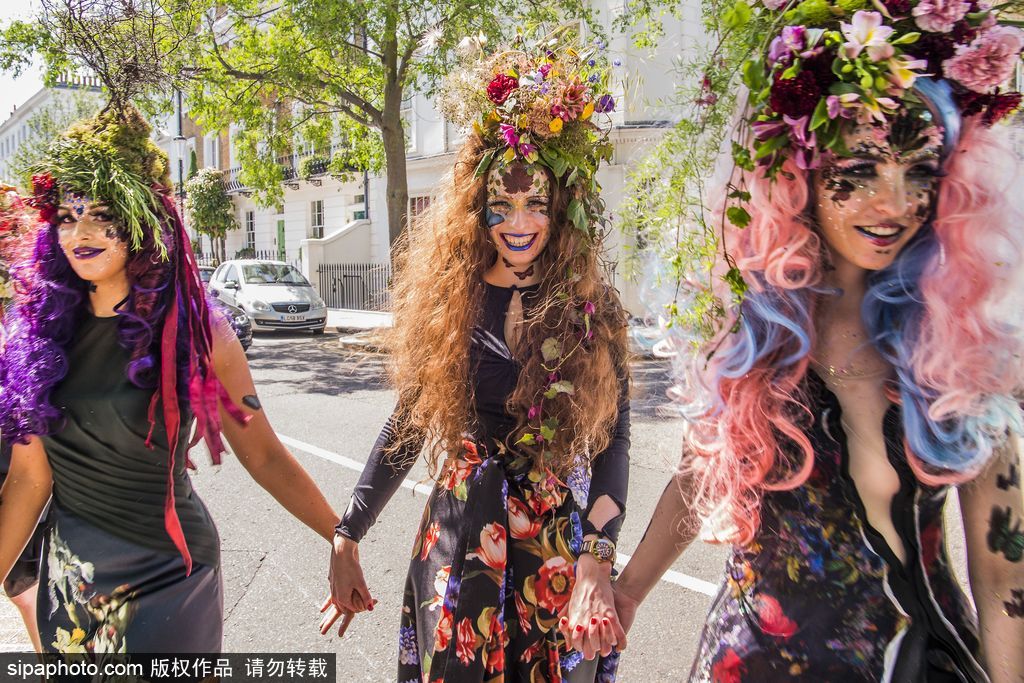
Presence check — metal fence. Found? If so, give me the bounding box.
[316,262,392,311]
[194,249,294,268]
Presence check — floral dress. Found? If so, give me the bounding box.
[690,371,987,682]
[337,282,630,682]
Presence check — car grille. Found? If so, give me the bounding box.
[271,303,310,313]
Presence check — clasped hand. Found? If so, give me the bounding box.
[557,553,628,659]
[319,533,375,638]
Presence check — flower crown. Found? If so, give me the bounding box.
[438,27,617,237]
[739,0,1022,177]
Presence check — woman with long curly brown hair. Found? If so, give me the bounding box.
[321,33,632,682]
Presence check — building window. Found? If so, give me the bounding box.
[353,209,367,221]
[409,195,431,223]
[444,119,465,152]
[353,193,365,205]
[400,94,416,153]
[203,133,219,169]
[245,211,255,251]
[310,200,324,239]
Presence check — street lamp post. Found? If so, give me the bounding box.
[174,88,192,255]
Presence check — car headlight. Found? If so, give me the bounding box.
[312,296,326,309]
[233,312,249,325]
[251,300,271,313]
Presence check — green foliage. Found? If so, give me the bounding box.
[180,0,599,221]
[297,154,329,179]
[615,0,780,340]
[188,149,198,179]
[184,167,238,241]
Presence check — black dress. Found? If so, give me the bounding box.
[689,370,987,682]
[37,312,222,653]
[337,282,631,682]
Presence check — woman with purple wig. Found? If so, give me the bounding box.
[0,105,340,652]
[612,4,1024,682]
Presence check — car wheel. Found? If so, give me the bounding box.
[312,327,325,336]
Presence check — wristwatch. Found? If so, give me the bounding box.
[580,537,616,564]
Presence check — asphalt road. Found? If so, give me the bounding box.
[0,331,973,681]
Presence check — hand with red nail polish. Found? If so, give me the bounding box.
[562,551,625,659]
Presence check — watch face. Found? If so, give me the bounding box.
[587,539,615,562]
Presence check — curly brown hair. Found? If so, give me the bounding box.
[385,131,630,478]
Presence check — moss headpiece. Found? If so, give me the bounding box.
[29,105,171,259]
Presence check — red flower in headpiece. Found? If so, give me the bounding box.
[769,71,821,119]
[487,74,519,105]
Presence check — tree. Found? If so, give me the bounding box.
[184,167,237,263]
[179,0,598,247]
[188,148,198,179]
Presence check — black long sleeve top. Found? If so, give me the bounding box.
[336,281,630,544]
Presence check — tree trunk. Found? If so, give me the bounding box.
[382,118,409,249]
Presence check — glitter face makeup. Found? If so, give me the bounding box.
[485,161,552,268]
[57,192,129,285]
[812,119,943,272]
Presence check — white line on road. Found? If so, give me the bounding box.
[278,433,719,597]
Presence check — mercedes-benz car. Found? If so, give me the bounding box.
[209,259,327,335]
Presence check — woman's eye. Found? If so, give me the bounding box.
[488,202,510,213]
[527,200,548,210]
[839,163,876,178]
[57,213,75,224]
[909,165,940,179]
[92,212,114,222]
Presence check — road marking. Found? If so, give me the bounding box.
[278,433,720,597]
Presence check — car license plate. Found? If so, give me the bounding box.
[283,314,304,322]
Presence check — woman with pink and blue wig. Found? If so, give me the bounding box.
[0,104,340,653]
[611,4,1024,681]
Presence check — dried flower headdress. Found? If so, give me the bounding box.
[438,26,618,239]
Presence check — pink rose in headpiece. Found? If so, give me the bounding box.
[943,26,1024,93]
[768,26,807,65]
[912,0,970,33]
[841,11,895,62]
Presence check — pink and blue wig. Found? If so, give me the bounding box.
[676,117,1024,545]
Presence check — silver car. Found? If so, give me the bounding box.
[209,259,327,334]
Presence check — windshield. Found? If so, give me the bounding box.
[242,263,310,286]
[198,269,213,283]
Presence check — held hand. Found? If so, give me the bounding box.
[323,533,375,636]
[611,581,641,636]
[558,554,628,659]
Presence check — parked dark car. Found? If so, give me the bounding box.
[211,298,253,351]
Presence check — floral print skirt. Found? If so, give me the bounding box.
[37,504,223,653]
[397,440,619,683]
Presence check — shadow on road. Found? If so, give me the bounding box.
[244,332,389,396]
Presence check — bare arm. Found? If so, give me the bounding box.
[212,319,339,542]
[959,436,1024,683]
[0,438,52,585]
[614,466,701,614]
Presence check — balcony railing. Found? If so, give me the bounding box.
[224,145,347,194]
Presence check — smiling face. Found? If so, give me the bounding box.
[56,191,129,284]
[485,161,552,268]
[812,117,943,272]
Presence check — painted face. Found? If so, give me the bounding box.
[56,191,129,284]
[485,161,552,267]
[812,117,943,272]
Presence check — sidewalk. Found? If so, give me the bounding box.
[328,307,663,359]
[326,308,392,332]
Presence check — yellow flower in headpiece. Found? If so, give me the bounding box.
[549,118,564,134]
[518,115,529,129]
[503,147,517,163]
[581,101,595,121]
[473,120,484,136]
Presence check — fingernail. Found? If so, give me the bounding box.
[368,603,374,611]
[590,617,598,625]
[574,625,583,633]
[602,618,610,625]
